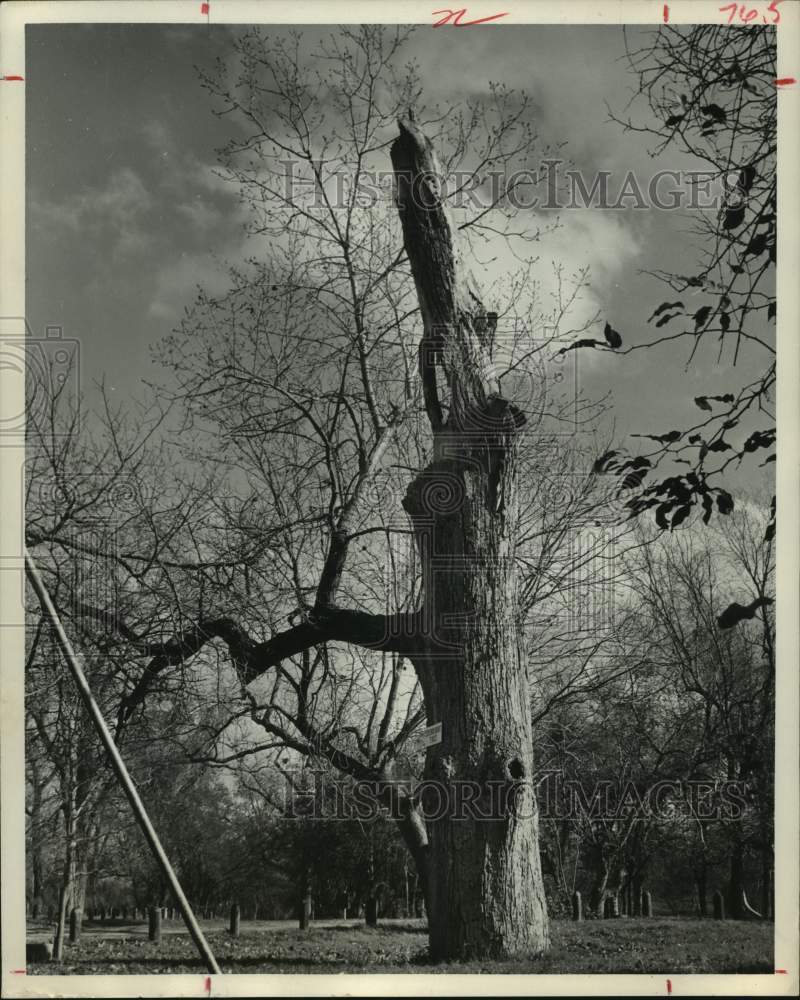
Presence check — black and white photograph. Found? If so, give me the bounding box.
[1,1,797,995]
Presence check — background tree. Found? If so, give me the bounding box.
[621,502,774,918]
[598,24,776,527]
[24,382,181,950]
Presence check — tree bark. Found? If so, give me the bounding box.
[28,755,46,919]
[728,838,745,920]
[695,866,707,918]
[53,793,78,961]
[632,873,643,917]
[298,863,312,931]
[587,840,611,917]
[391,116,549,961]
[52,885,69,962]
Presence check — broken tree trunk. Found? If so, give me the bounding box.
[391,116,549,961]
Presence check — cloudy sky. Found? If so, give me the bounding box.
[26,22,770,488]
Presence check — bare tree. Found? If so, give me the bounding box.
[25,27,639,960]
[24,383,178,954]
[621,505,774,918]
[598,25,776,527]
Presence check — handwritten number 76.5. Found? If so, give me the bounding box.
[719,1,782,24]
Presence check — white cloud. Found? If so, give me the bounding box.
[538,209,641,337]
[147,247,241,321]
[139,115,247,235]
[30,167,153,258]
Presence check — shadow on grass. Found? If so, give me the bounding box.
[221,955,415,970]
[37,954,422,972]
[318,921,427,936]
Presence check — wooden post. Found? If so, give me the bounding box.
[365,896,378,927]
[642,890,652,917]
[299,894,312,930]
[148,905,162,943]
[69,907,82,944]
[230,903,240,938]
[713,889,725,920]
[571,891,582,921]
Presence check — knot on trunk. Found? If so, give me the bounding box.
[402,460,465,517]
[505,757,525,781]
[460,393,526,437]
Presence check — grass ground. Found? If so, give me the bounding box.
[25,916,774,975]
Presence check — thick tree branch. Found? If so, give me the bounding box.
[72,602,421,735]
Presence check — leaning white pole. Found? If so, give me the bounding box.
[24,548,222,976]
